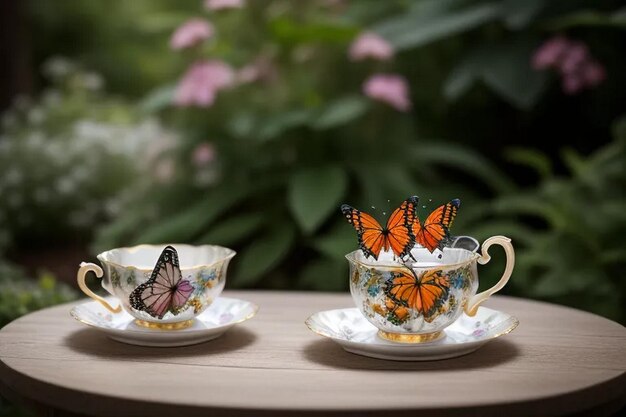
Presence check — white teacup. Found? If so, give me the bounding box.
[77,244,235,330]
[346,236,514,343]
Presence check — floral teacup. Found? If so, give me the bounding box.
[77,244,235,330]
[347,236,514,343]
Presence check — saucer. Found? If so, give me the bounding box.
[305,307,518,361]
[70,297,258,347]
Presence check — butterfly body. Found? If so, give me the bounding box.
[129,246,194,319]
[341,196,419,260]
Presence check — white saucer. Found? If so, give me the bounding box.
[70,297,258,347]
[305,307,518,361]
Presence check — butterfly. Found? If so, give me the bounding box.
[129,245,194,319]
[341,196,419,260]
[384,267,450,322]
[413,199,460,253]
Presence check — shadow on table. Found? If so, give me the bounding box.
[303,339,519,371]
[63,327,257,359]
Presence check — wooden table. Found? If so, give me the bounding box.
[0,291,625,417]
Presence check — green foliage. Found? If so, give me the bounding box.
[288,165,348,234]
[473,120,626,321]
[376,1,502,50]
[0,261,77,329]
[0,59,174,249]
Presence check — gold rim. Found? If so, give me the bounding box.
[377,330,443,343]
[97,243,236,271]
[134,319,194,330]
[490,317,519,339]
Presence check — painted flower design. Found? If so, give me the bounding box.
[367,284,380,297]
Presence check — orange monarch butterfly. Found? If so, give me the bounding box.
[413,199,460,253]
[341,196,418,260]
[384,267,450,322]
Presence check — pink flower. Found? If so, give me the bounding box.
[205,0,244,11]
[532,36,606,95]
[349,32,394,61]
[192,142,217,167]
[174,60,235,107]
[562,74,584,95]
[363,74,411,111]
[581,61,606,86]
[558,42,588,75]
[531,36,569,70]
[170,19,213,50]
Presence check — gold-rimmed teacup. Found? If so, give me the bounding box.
[346,236,514,343]
[76,244,235,329]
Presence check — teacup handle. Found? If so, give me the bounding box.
[464,236,515,317]
[77,262,122,313]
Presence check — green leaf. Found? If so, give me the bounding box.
[501,0,544,29]
[444,39,549,109]
[443,59,478,100]
[134,186,248,244]
[196,213,265,246]
[506,147,552,179]
[465,220,535,246]
[227,111,258,139]
[311,223,356,260]
[312,96,370,130]
[258,109,313,141]
[233,224,296,286]
[415,142,516,193]
[299,259,347,291]
[561,148,587,178]
[491,195,563,227]
[288,165,348,234]
[269,17,359,44]
[139,84,176,113]
[547,9,626,30]
[376,3,501,50]
[92,208,149,253]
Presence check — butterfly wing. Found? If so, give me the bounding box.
[385,268,450,322]
[384,196,418,258]
[341,204,385,260]
[414,269,450,321]
[413,199,460,252]
[172,280,194,310]
[129,245,188,319]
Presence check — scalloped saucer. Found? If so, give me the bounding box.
[70,297,258,347]
[305,307,518,361]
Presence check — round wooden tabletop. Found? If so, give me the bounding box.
[0,291,625,417]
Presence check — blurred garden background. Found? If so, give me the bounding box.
[1,0,625,339]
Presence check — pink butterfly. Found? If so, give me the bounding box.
[129,246,194,319]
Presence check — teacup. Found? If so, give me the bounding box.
[77,244,235,330]
[346,236,514,343]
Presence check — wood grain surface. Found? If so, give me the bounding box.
[0,291,625,417]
